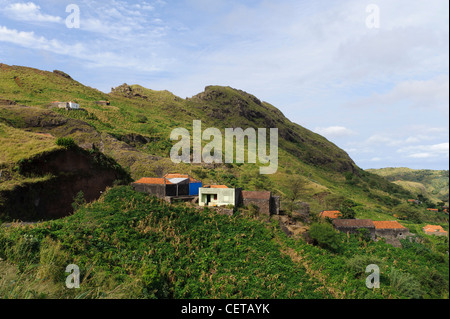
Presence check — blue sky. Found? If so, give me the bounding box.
[0,0,448,170]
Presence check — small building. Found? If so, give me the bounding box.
[96,100,110,106]
[427,208,439,212]
[51,101,80,110]
[199,185,241,208]
[132,174,203,199]
[241,191,280,215]
[373,221,410,240]
[164,174,202,196]
[319,210,342,219]
[332,219,376,240]
[423,225,448,236]
[408,199,420,204]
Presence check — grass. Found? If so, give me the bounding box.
[0,123,59,165]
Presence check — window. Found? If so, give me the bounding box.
[214,194,218,201]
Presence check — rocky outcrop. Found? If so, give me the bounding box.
[53,70,73,80]
[110,83,148,99]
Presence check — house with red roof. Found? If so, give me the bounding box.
[373,221,410,240]
[332,219,376,240]
[423,225,448,236]
[132,173,203,198]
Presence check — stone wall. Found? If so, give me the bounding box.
[243,198,271,215]
[132,183,166,198]
[375,228,410,240]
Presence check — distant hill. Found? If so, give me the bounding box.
[367,167,449,205]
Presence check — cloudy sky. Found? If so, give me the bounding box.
[0,0,448,170]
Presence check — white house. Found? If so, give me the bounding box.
[67,101,80,109]
[52,101,80,109]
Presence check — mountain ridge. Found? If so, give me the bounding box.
[1,63,416,220]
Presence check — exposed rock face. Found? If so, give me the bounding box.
[53,70,73,80]
[0,148,131,221]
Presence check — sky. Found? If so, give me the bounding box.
[0,0,448,170]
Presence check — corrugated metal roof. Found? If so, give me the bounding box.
[164,173,201,183]
[168,177,189,184]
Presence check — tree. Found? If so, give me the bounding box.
[56,137,76,148]
[285,176,307,211]
[395,203,423,223]
[340,199,357,219]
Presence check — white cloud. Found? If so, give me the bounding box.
[398,142,449,159]
[3,2,62,23]
[346,75,449,113]
[0,25,162,71]
[314,126,356,139]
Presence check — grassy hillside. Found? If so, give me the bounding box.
[0,64,448,300]
[367,168,449,205]
[0,64,417,220]
[0,186,448,299]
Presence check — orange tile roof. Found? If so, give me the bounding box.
[134,177,172,185]
[423,225,447,233]
[320,211,342,219]
[408,199,417,202]
[373,221,406,230]
[427,208,439,212]
[203,185,229,189]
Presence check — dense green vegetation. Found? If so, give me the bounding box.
[0,186,447,299]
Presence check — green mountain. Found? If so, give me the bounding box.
[0,64,448,300]
[367,168,449,205]
[0,63,415,221]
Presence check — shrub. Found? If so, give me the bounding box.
[135,115,148,123]
[55,137,76,148]
[389,268,424,299]
[36,237,69,282]
[308,223,342,252]
[72,191,86,211]
[346,255,383,277]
